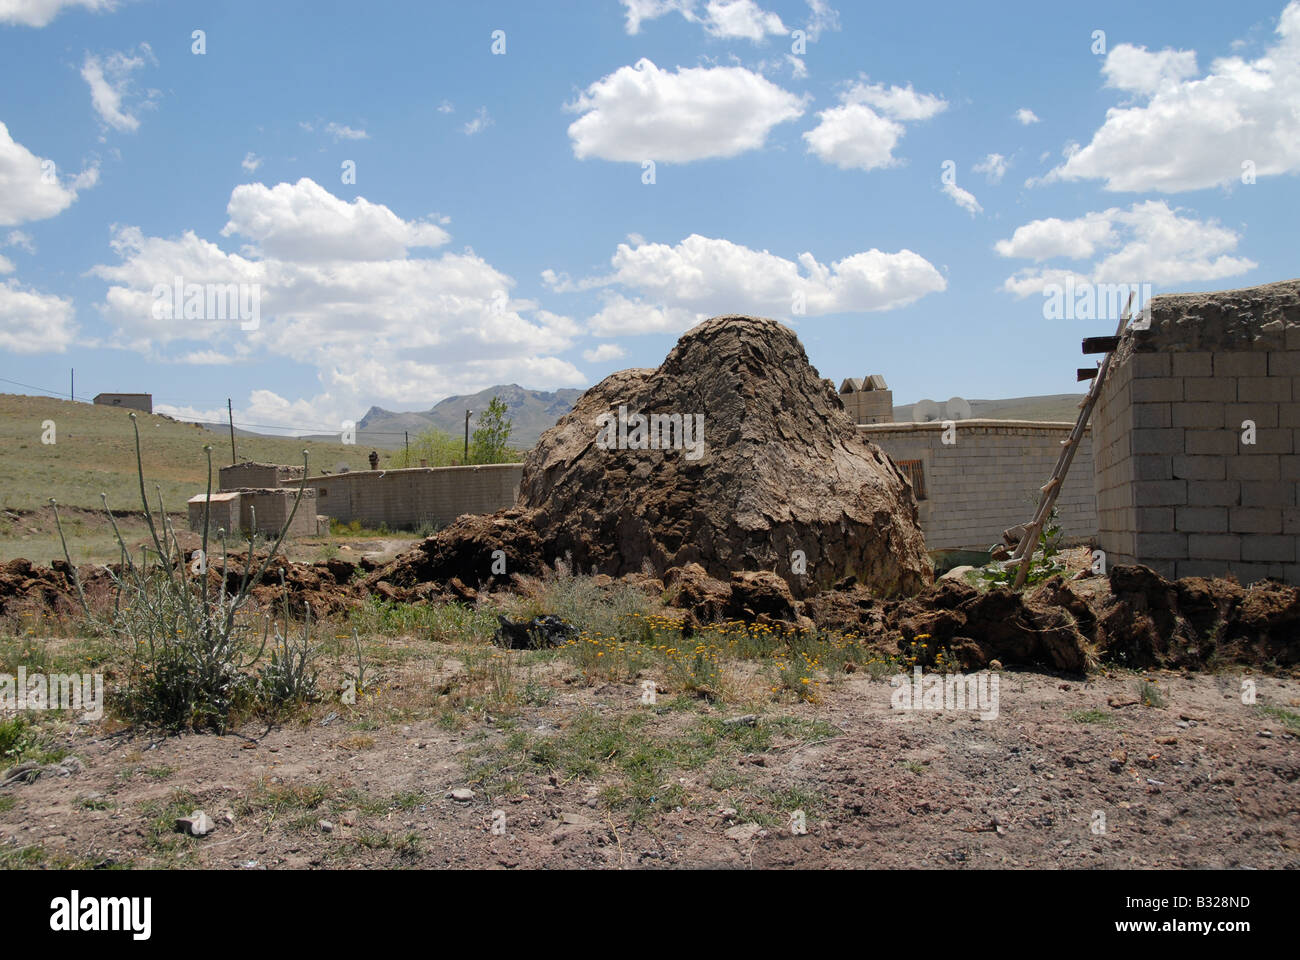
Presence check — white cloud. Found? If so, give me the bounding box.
[566,58,805,163]
[0,122,97,226]
[1014,108,1040,125]
[89,179,585,424]
[847,81,947,121]
[700,0,785,40]
[557,233,946,335]
[803,0,840,41]
[5,230,36,252]
[582,342,627,363]
[81,44,157,134]
[1102,44,1198,97]
[804,79,946,172]
[619,0,788,41]
[0,0,116,27]
[0,279,76,353]
[973,152,1008,183]
[221,178,450,262]
[463,106,492,136]
[437,100,454,114]
[995,211,1117,261]
[324,122,369,141]
[997,200,1257,297]
[1049,2,1300,192]
[942,181,982,216]
[241,152,262,173]
[174,350,234,365]
[0,255,12,274]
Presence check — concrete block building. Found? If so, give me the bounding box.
[218,461,306,490]
[862,420,1097,552]
[1093,279,1300,583]
[93,393,152,413]
[315,463,524,530]
[186,488,317,540]
[839,375,894,424]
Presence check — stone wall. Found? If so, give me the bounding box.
[860,420,1097,551]
[314,464,523,530]
[1092,279,1300,583]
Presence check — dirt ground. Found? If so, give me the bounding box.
[2,644,1295,870]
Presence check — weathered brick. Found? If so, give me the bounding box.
[1172,352,1214,378]
[1187,480,1240,507]
[1133,455,1172,481]
[1287,508,1300,535]
[1237,376,1292,402]
[1131,378,1184,403]
[1214,352,1268,377]
[1281,455,1300,480]
[1172,455,1226,481]
[1132,403,1172,429]
[1185,430,1237,456]
[1132,428,1185,455]
[1269,351,1300,377]
[1226,455,1281,481]
[1278,403,1300,428]
[1177,559,1231,579]
[1225,403,1278,429]
[1132,353,1171,378]
[1134,480,1187,507]
[1175,506,1228,533]
[1187,534,1240,561]
[1135,507,1176,533]
[1240,480,1296,508]
[1229,507,1283,534]
[1241,536,1296,563]
[1134,533,1187,560]
[1172,403,1225,429]
[1185,377,1236,402]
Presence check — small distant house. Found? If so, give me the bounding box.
[93,393,152,414]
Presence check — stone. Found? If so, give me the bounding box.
[447,788,475,802]
[176,810,214,837]
[724,823,764,842]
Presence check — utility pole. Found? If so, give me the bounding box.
[464,409,472,464]
[70,368,74,402]
[404,430,409,463]
[227,398,237,465]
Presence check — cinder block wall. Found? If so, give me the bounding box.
[186,493,241,535]
[859,420,1097,551]
[239,488,318,539]
[219,462,306,491]
[1092,279,1300,583]
[315,464,524,530]
[841,390,894,424]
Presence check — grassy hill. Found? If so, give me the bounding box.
[892,394,1085,423]
[0,393,375,513]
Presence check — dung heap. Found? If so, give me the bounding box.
[376,315,932,598]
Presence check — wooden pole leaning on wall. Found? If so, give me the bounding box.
[1009,292,1135,590]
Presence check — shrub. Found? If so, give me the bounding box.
[54,415,314,731]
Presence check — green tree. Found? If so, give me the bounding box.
[470,396,514,464]
[393,427,461,468]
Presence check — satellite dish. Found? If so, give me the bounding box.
[913,398,940,423]
[945,397,972,421]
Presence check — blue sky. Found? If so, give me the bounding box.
[1,0,1297,435]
